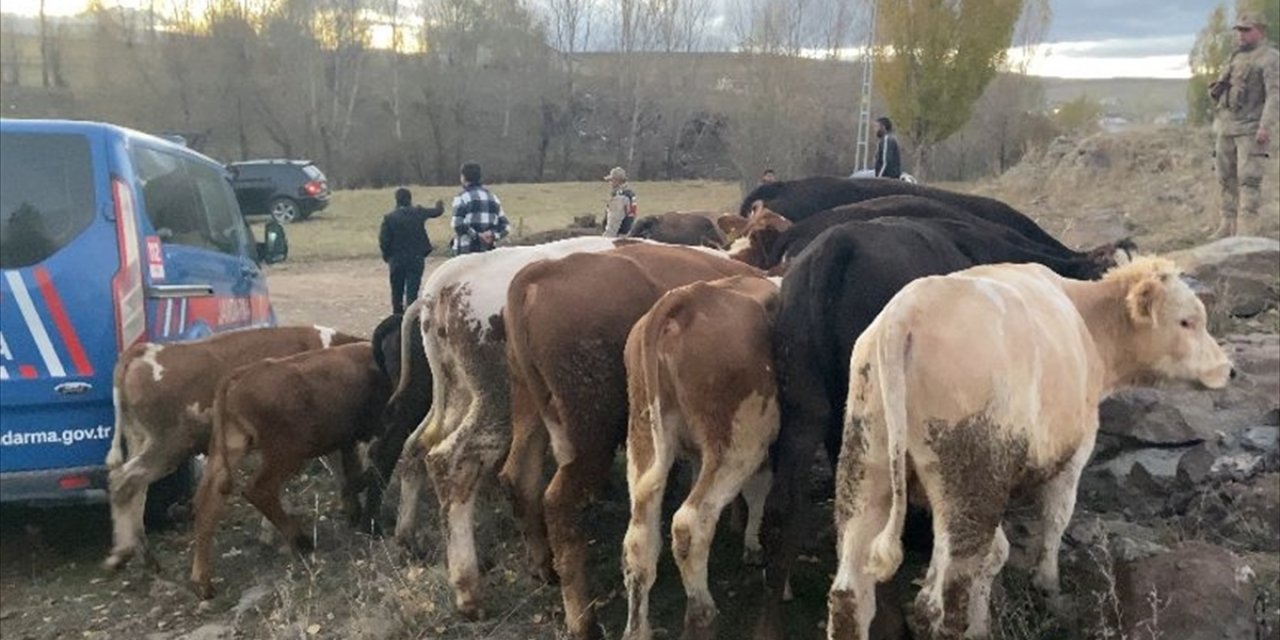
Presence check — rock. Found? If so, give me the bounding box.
[1222,473,1280,550]
[1065,516,1168,563]
[1170,237,1280,317]
[1114,543,1257,640]
[1099,388,1214,444]
[1099,335,1277,445]
[1210,453,1266,481]
[1224,334,1280,397]
[1240,426,1280,453]
[1060,209,1132,250]
[1099,446,1191,487]
[1176,443,1218,487]
[177,624,234,640]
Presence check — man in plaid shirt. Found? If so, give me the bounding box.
[451,162,510,254]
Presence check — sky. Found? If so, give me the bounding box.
[1,0,1216,78]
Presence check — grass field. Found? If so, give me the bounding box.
[275,180,744,262]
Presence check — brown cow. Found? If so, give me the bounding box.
[628,211,727,248]
[189,342,392,599]
[621,275,780,640]
[500,243,761,640]
[828,258,1232,639]
[104,326,363,571]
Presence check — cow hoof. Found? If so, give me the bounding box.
[191,580,216,600]
[102,551,130,572]
[742,546,765,567]
[681,601,717,640]
[294,534,315,554]
[457,600,485,622]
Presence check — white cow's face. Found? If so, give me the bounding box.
[1126,272,1232,389]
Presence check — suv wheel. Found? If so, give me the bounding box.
[269,197,301,224]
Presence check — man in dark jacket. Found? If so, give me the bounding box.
[874,116,902,179]
[380,187,444,313]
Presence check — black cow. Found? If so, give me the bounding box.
[754,215,1117,637]
[364,307,432,532]
[628,211,726,248]
[738,176,1081,257]
[743,195,1127,277]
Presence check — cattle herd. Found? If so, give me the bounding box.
[101,177,1233,640]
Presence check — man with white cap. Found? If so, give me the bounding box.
[1209,10,1279,238]
[602,166,638,237]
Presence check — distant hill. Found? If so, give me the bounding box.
[1038,76,1190,120]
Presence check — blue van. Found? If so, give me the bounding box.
[0,119,286,505]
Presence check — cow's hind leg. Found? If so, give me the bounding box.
[498,379,554,583]
[621,416,676,640]
[105,442,182,572]
[827,420,891,640]
[189,434,248,599]
[394,417,431,547]
[426,426,502,621]
[671,448,762,640]
[967,525,1010,638]
[544,434,616,640]
[243,451,311,553]
[336,445,365,527]
[1032,434,1093,612]
[739,465,772,567]
[913,449,1008,640]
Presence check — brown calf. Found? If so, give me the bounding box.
[621,275,780,640]
[500,243,761,640]
[105,325,362,571]
[189,342,392,599]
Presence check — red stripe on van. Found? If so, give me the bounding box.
[19,365,37,379]
[32,267,94,376]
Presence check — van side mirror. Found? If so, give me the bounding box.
[256,221,289,264]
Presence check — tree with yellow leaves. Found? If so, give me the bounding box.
[872,0,1050,178]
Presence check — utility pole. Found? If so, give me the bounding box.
[854,0,877,172]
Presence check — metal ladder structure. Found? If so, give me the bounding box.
[854,0,879,173]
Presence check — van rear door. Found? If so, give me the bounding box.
[129,143,271,340]
[0,128,119,483]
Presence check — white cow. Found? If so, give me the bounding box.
[395,236,628,619]
[828,257,1232,639]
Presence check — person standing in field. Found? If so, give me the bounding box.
[1209,11,1279,238]
[451,162,509,255]
[379,187,444,314]
[874,116,903,179]
[602,166,638,237]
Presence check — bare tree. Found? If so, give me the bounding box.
[543,0,597,177]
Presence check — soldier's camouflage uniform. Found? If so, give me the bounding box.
[1212,33,1280,237]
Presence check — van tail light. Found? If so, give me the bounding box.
[302,180,324,197]
[111,178,146,351]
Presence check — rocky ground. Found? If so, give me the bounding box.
[0,130,1277,639]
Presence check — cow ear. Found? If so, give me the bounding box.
[1126,276,1165,326]
[718,215,748,240]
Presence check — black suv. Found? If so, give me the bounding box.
[228,159,330,223]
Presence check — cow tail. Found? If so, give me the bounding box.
[209,373,240,491]
[106,347,139,469]
[866,315,911,582]
[398,298,426,400]
[630,290,683,501]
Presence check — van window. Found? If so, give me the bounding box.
[132,147,244,256]
[0,132,96,269]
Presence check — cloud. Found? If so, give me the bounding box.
[1045,0,1209,42]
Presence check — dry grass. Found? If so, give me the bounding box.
[268,180,743,263]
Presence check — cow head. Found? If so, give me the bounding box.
[1115,257,1232,389]
[726,209,792,270]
